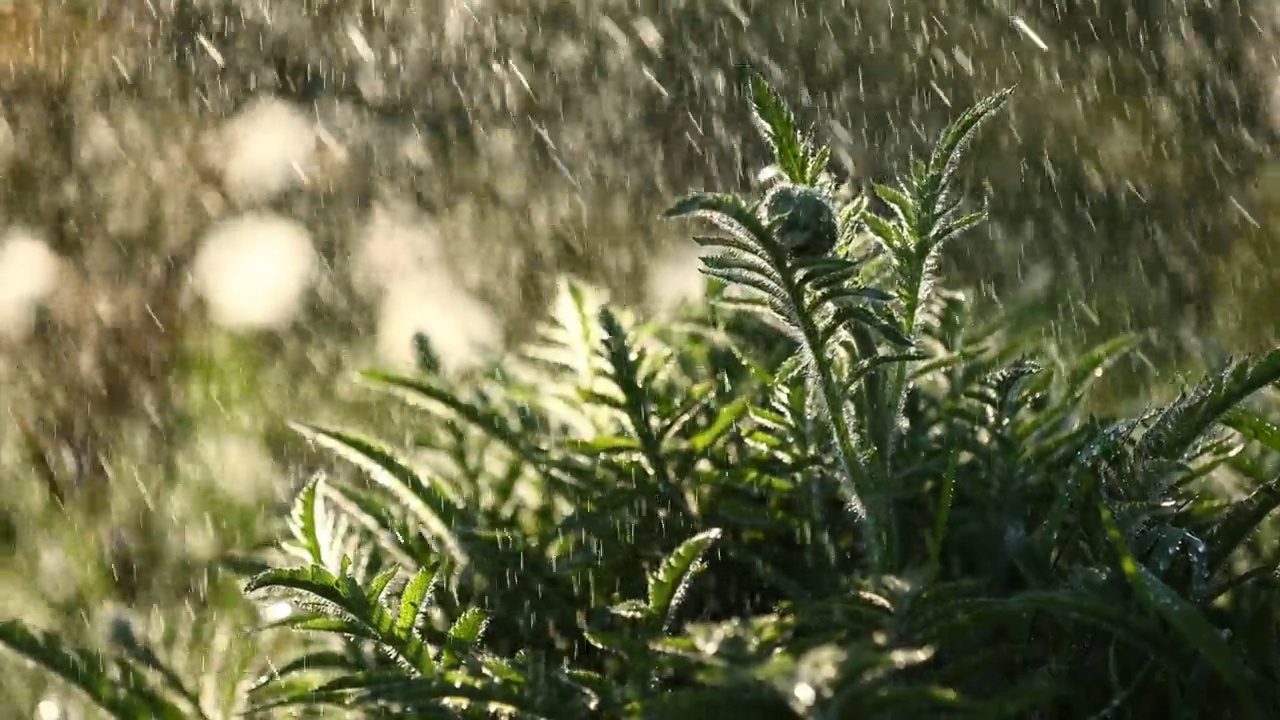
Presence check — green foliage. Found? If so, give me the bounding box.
[6,73,1280,719]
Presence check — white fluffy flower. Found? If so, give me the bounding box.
[351,203,502,373]
[0,229,62,340]
[376,276,501,375]
[210,96,318,205]
[192,213,318,330]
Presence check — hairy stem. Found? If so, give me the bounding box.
[780,270,883,571]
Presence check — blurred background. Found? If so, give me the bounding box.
[2,0,1279,713]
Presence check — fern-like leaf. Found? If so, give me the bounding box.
[289,423,469,569]
[1139,348,1280,462]
[647,528,723,633]
[357,369,588,493]
[1222,406,1280,455]
[1099,505,1259,708]
[105,619,209,720]
[918,86,1017,231]
[394,568,437,640]
[748,72,823,186]
[285,472,334,568]
[245,563,437,675]
[0,620,187,720]
[1203,475,1280,571]
[442,608,489,669]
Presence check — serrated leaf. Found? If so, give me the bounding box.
[319,482,424,568]
[246,565,436,675]
[276,615,370,638]
[748,73,815,185]
[806,145,832,185]
[690,397,750,452]
[1222,407,1280,455]
[395,569,435,639]
[923,86,1016,203]
[874,183,916,228]
[647,528,723,633]
[610,599,649,620]
[862,212,908,251]
[106,619,207,718]
[1204,476,1280,571]
[245,565,352,616]
[823,303,912,347]
[0,620,186,720]
[1099,505,1258,706]
[287,473,328,567]
[447,607,488,647]
[289,423,468,568]
[1140,348,1280,461]
[442,608,489,668]
[929,209,987,250]
[366,567,399,605]
[358,369,586,492]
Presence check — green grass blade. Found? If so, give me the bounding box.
[1099,505,1259,708]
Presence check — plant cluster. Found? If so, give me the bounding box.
[5,76,1280,719]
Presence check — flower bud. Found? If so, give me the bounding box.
[759,184,839,259]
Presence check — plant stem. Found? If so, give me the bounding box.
[781,272,883,571]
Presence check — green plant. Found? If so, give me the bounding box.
[5,74,1280,719]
